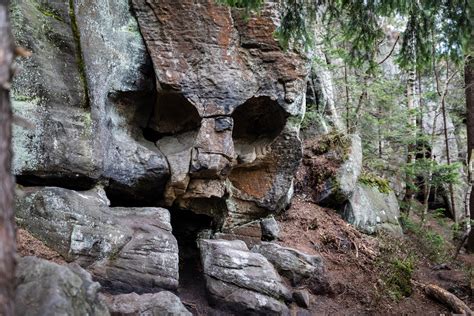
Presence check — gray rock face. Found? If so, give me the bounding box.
[297,133,362,207]
[319,134,362,206]
[293,290,310,309]
[261,216,280,241]
[103,292,191,316]
[198,239,291,315]
[131,0,308,228]
[15,186,179,293]
[423,101,468,222]
[11,0,170,202]
[73,0,170,204]
[342,183,402,235]
[10,0,97,183]
[15,256,109,316]
[252,242,330,295]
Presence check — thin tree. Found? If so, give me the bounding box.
[466,54,474,252]
[0,0,16,314]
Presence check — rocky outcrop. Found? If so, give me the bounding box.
[103,292,191,316]
[131,0,308,228]
[342,183,402,235]
[297,133,362,206]
[15,256,109,316]
[423,101,468,222]
[11,0,170,203]
[73,0,170,204]
[198,239,291,315]
[252,242,330,294]
[10,0,96,185]
[15,186,179,293]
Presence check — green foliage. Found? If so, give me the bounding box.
[377,233,416,301]
[400,214,451,263]
[384,257,416,300]
[222,0,473,68]
[407,158,461,188]
[68,0,89,108]
[217,0,264,17]
[359,172,391,193]
[311,131,351,159]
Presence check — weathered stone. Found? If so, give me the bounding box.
[214,220,262,248]
[261,216,280,241]
[252,242,330,294]
[15,186,179,293]
[423,102,468,222]
[131,0,308,228]
[10,0,170,203]
[10,0,97,183]
[102,292,191,316]
[296,133,362,207]
[342,183,402,235]
[73,0,170,204]
[15,256,109,316]
[293,290,311,309]
[316,134,362,206]
[198,239,291,315]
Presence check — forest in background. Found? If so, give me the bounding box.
[223,0,474,248]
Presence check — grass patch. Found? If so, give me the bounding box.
[400,214,452,263]
[376,234,416,301]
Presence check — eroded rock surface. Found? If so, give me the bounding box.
[11,0,170,203]
[10,0,96,184]
[342,183,402,235]
[131,0,308,228]
[15,256,109,316]
[198,239,291,315]
[252,242,330,294]
[103,292,191,316]
[15,186,179,293]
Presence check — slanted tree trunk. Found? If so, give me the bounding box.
[0,0,16,314]
[466,55,474,253]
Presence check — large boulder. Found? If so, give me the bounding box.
[296,133,362,206]
[15,256,109,316]
[131,0,309,229]
[198,239,291,315]
[342,183,402,235]
[252,242,330,294]
[10,0,97,185]
[102,292,191,316]
[15,186,179,293]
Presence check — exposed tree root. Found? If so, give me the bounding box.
[414,281,473,315]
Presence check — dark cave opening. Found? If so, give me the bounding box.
[15,173,97,191]
[170,207,215,314]
[232,96,287,143]
[142,91,201,143]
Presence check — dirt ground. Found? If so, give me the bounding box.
[278,196,473,315]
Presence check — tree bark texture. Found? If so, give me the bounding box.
[0,0,16,314]
[466,55,474,253]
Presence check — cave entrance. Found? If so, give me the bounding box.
[170,207,215,313]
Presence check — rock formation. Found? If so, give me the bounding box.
[15,186,179,293]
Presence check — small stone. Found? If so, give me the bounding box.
[260,216,280,241]
[293,290,310,308]
[214,116,233,132]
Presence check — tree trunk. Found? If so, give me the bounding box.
[0,0,16,314]
[403,68,417,214]
[466,55,474,253]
